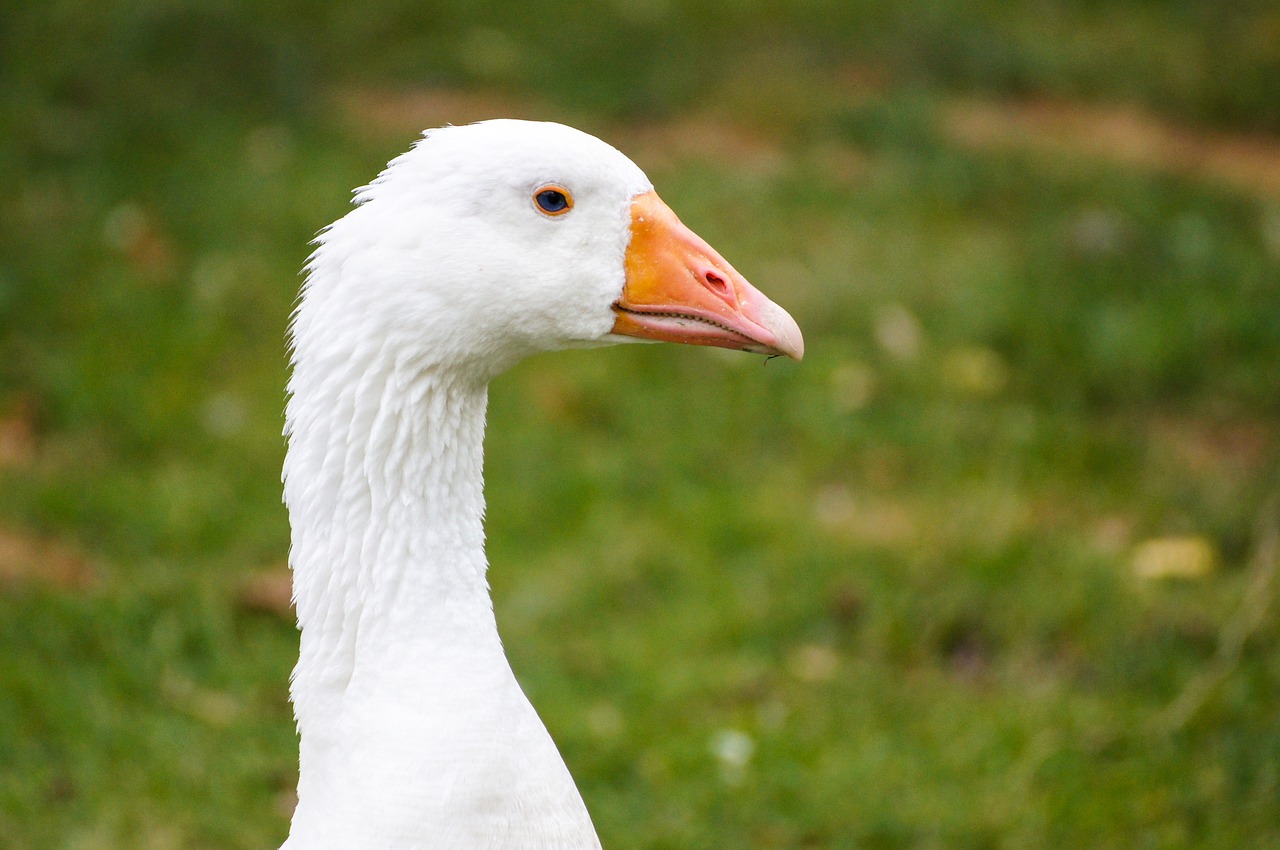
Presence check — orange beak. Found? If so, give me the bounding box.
[611,191,804,360]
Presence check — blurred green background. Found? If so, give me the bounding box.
[2,1,1279,848]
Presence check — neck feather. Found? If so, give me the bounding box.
[281,343,599,849]
[285,352,490,653]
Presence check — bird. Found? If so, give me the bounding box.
[280,119,803,849]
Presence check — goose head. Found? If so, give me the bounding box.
[301,119,802,381]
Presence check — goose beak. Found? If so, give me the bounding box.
[611,191,804,360]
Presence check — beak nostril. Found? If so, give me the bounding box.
[703,269,730,294]
[693,265,738,307]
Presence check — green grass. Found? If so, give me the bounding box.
[2,2,1279,848]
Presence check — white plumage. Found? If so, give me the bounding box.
[281,120,801,849]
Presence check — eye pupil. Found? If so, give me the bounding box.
[535,188,570,214]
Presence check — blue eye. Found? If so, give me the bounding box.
[534,186,573,215]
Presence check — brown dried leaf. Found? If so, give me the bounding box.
[0,527,96,590]
[0,396,38,469]
[102,202,177,281]
[1149,416,1275,476]
[238,567,294,618]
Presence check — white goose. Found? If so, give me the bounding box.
[281,119,803,849]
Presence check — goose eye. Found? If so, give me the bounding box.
[533,185,573,216]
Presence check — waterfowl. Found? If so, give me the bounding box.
[281,119,802,849]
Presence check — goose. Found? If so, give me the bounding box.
[281,119,803,849]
